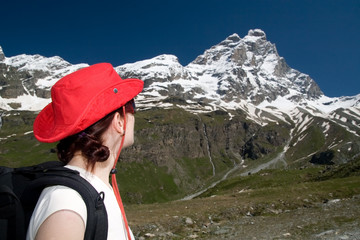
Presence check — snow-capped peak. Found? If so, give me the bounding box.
[246,29,267,40]
[0,50,88,111]
[0,29,358,126]
[116,54,189,82]
[122,29,323,109]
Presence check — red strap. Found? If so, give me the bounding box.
[111,107,132,240]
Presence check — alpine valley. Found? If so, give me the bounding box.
[1,29,360,206]
[2,29,360,239]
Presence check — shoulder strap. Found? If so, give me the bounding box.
[0,165,26,240]
[0,184,25,240]
[20,164,108,240]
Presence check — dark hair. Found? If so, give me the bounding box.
[57,108,123,171]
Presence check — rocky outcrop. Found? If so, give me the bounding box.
[0,46,5,61]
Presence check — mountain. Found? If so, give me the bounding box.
[0,46,88,111]
[118,29,323,106]
[1,29,359,114]
[116,29,360,144]
[1,29,360,203]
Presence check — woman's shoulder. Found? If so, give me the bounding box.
[41,185,85,201]
[37,185,87,220]
[27,185,88,240]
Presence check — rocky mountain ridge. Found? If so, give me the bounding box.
[117,29,325,107]
[1,30,359,112]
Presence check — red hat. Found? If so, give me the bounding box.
[33,63,144,143]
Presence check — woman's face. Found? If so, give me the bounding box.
[123,113,135,148]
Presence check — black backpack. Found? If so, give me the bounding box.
[0,161,108,240]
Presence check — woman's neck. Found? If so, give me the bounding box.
[68,153,114,187]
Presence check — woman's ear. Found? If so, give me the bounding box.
[112,112,125,135]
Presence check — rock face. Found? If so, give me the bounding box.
[125,109,288,165]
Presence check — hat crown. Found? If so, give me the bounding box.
[51,63,118,126]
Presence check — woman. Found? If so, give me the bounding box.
[28,63,144,240]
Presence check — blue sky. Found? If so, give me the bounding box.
[2,0,359,97]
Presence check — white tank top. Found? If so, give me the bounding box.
[26,165,134,240]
